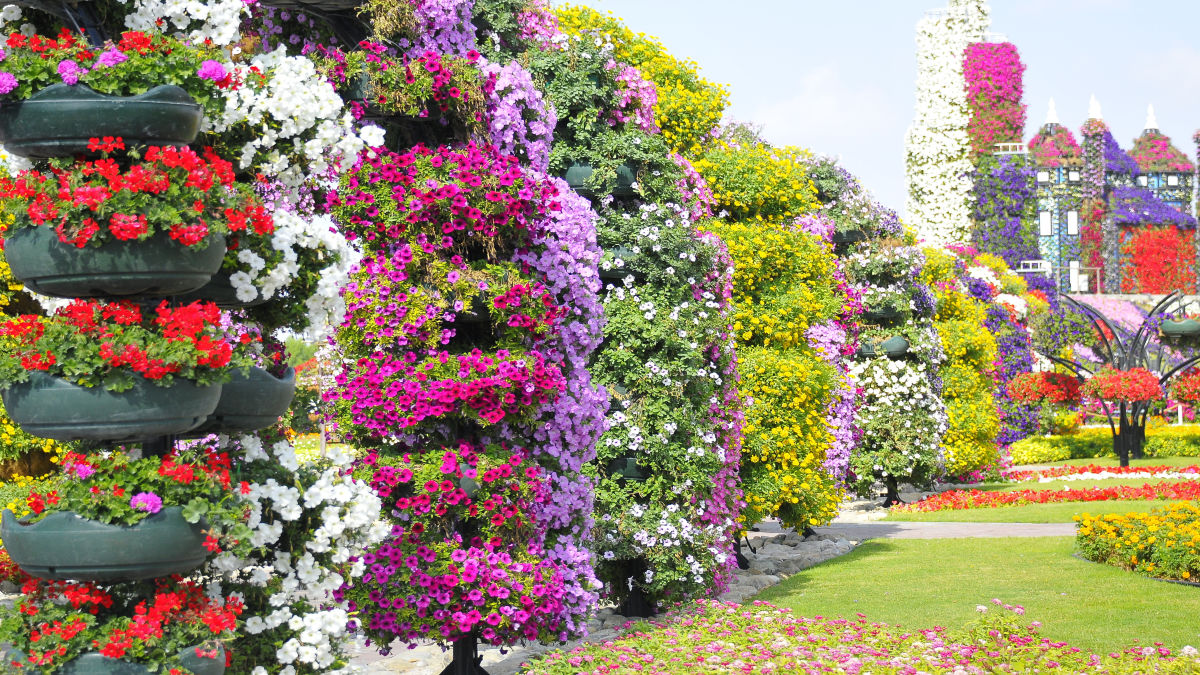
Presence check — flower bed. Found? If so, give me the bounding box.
[522,599,1200,674]
[1006,463,1200,483]
[896,482,1200,513]
[1076,501,1200,582]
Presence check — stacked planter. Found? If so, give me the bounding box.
[528,20,742,615]
[320,7,602,670]
[0,48,295,675]
[815,163,949,506]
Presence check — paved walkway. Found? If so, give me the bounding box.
[812,521,1076,539]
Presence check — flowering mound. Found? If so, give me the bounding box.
[522,599,1200,674]
[1027,124,1081,167]
[1129,131,1194,173]
[1008,372,1082,405]
[897,482,1200,513]
[1077,501,1200,582]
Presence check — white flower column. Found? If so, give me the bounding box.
[904,0,989,245]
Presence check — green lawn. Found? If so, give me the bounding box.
[972,476,1196,492]
[884,499,1186,523]
[754,537,1200,655]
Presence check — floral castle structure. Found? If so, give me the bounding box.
[907,0,1200,294]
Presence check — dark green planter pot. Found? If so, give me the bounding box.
[607,456,648,483]
[176,269,268,309]
[448,292,491,324]
[1,372,221,442]
[831,229,866,244]
[563,161,637,198]
[1160,319,1200,338]
[4,228,224,299]
[0,507,207,582]
[185,367,296,436]
[3,642,224,675]
[857,336,910,359]
[0,84,202,158]
[862,304,902,323]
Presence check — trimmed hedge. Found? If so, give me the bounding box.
[1011,425,1200,465]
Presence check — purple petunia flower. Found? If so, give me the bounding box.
[130,492,163,514]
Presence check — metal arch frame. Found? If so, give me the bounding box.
[1036,291,1200,465]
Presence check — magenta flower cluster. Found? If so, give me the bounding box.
[962,42,1026,156]
[607,61,658,133]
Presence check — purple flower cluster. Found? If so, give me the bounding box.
[483,61,556,173]
[1101,128,1140,176]
[806,320,858,483]
[969,155,1038,269]
[1109,187,1197,229]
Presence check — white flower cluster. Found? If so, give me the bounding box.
[208,435,388,674]
[208,49,377,196]
[848,357,949,474]
[114,0,246,45]
[903,0,990,245]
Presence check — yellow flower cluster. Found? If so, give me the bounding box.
[715,220,845,529]
[554,6,729,159]
[711,221,840,348]
[693,142,821,221]
[922,248,1000,475]
[1076,501,1200,581]
[0,472,54,523]
[738,347,842,529]
[0,402,58,469]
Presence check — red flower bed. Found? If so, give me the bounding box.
[1004,463,1200,482]
[895,481,1200,512]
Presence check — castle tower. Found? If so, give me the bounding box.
[1029,98,1083,292]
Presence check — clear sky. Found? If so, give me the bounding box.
[554,0,1200,218]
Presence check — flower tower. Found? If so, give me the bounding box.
[812,159,948,505]
[319,0,605,669]
[905,0,989,245]
[540,8,742,616]
[0,2,392,672]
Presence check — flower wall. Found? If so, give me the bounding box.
[904,0,989,245]
[963,42,1026,158]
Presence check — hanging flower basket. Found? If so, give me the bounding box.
[0,83,203,158]
[1160,319,1200,338]
[831,228,866,245]
[0,507,208,582]
[861,303,901,323]
[606,456,648,483]
[598,246,643,282]
[857,336,910,359]
[186,367,296,436]
[563,161,637,198]
[1,372,221,442]
[1081,366,1164,404]
[3,227,226,299]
